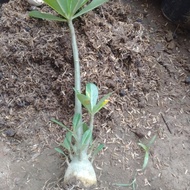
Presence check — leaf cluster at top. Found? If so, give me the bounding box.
[29,0,109,22]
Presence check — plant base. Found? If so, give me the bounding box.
[64,157,97,188]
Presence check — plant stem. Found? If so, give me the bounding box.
[89,114,94,131]
[68,19,83,155]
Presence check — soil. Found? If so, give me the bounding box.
[0,0,190,190]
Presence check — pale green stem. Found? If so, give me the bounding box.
[68,19,83,157]
[89,114,94,131]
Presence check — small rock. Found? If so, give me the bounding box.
[127,84,134,92]
[185,76,190,84]
[137,67,145,76]
[16,100,30,107]
[153,51,159,58]
[136,19,142,23]
[167,41,175,50]
[142,84,150,93]
[106,80,115,90]
[25,96,34,104]
[134,22,141,30]
[138,97,146,108]
[119,89,126,97]
[165,31,173,42]
[135,60,143,67]
[154,43,164,52]
[4,129,16,137]
[138,101,145,108]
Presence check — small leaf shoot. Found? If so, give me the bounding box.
[138,135,156,170]
[63,136,71,151]
[55,147,67,156]
[73,0,109,19]
[113,177,137,189]
[86,83,98,111]
[51,119,73,133]
[92,93,111,114]
[81,128,92,146]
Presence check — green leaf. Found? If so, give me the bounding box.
[51,118,73,133]
[77,93,91,113]
[43,0,67,18]
[138,135,156,170]
[66,131,72,144]
[113,178,136,189]
[29,11,66,22]
[82,123,93,145]
[57,0,89,18]
[138,143,148,151]
[56,0,69,18]
[142,151,149,170]
[62,136,71,150]
[83,122,89,132]
[86,83,98,111]
[148,135,156,147]
[114,183,132,187]
[30,0,108,21]
[92,93,111,114]
[73,0,109,19]
[70,0,87,17]
[55,147,67,157]
[80,0,89,7]
[92,143,104,157]
[81,128,92,146]
[72,113,81,131]
[132,180,137,190]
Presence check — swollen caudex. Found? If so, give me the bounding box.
[27,0,43,6]
[64,156,97,187]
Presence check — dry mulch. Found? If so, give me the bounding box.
[0,0,190,189]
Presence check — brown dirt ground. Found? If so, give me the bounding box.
[0,0,190,189]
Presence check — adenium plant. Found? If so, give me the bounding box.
[29,0,109,187]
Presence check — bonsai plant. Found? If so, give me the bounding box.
[29,0,110,188]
